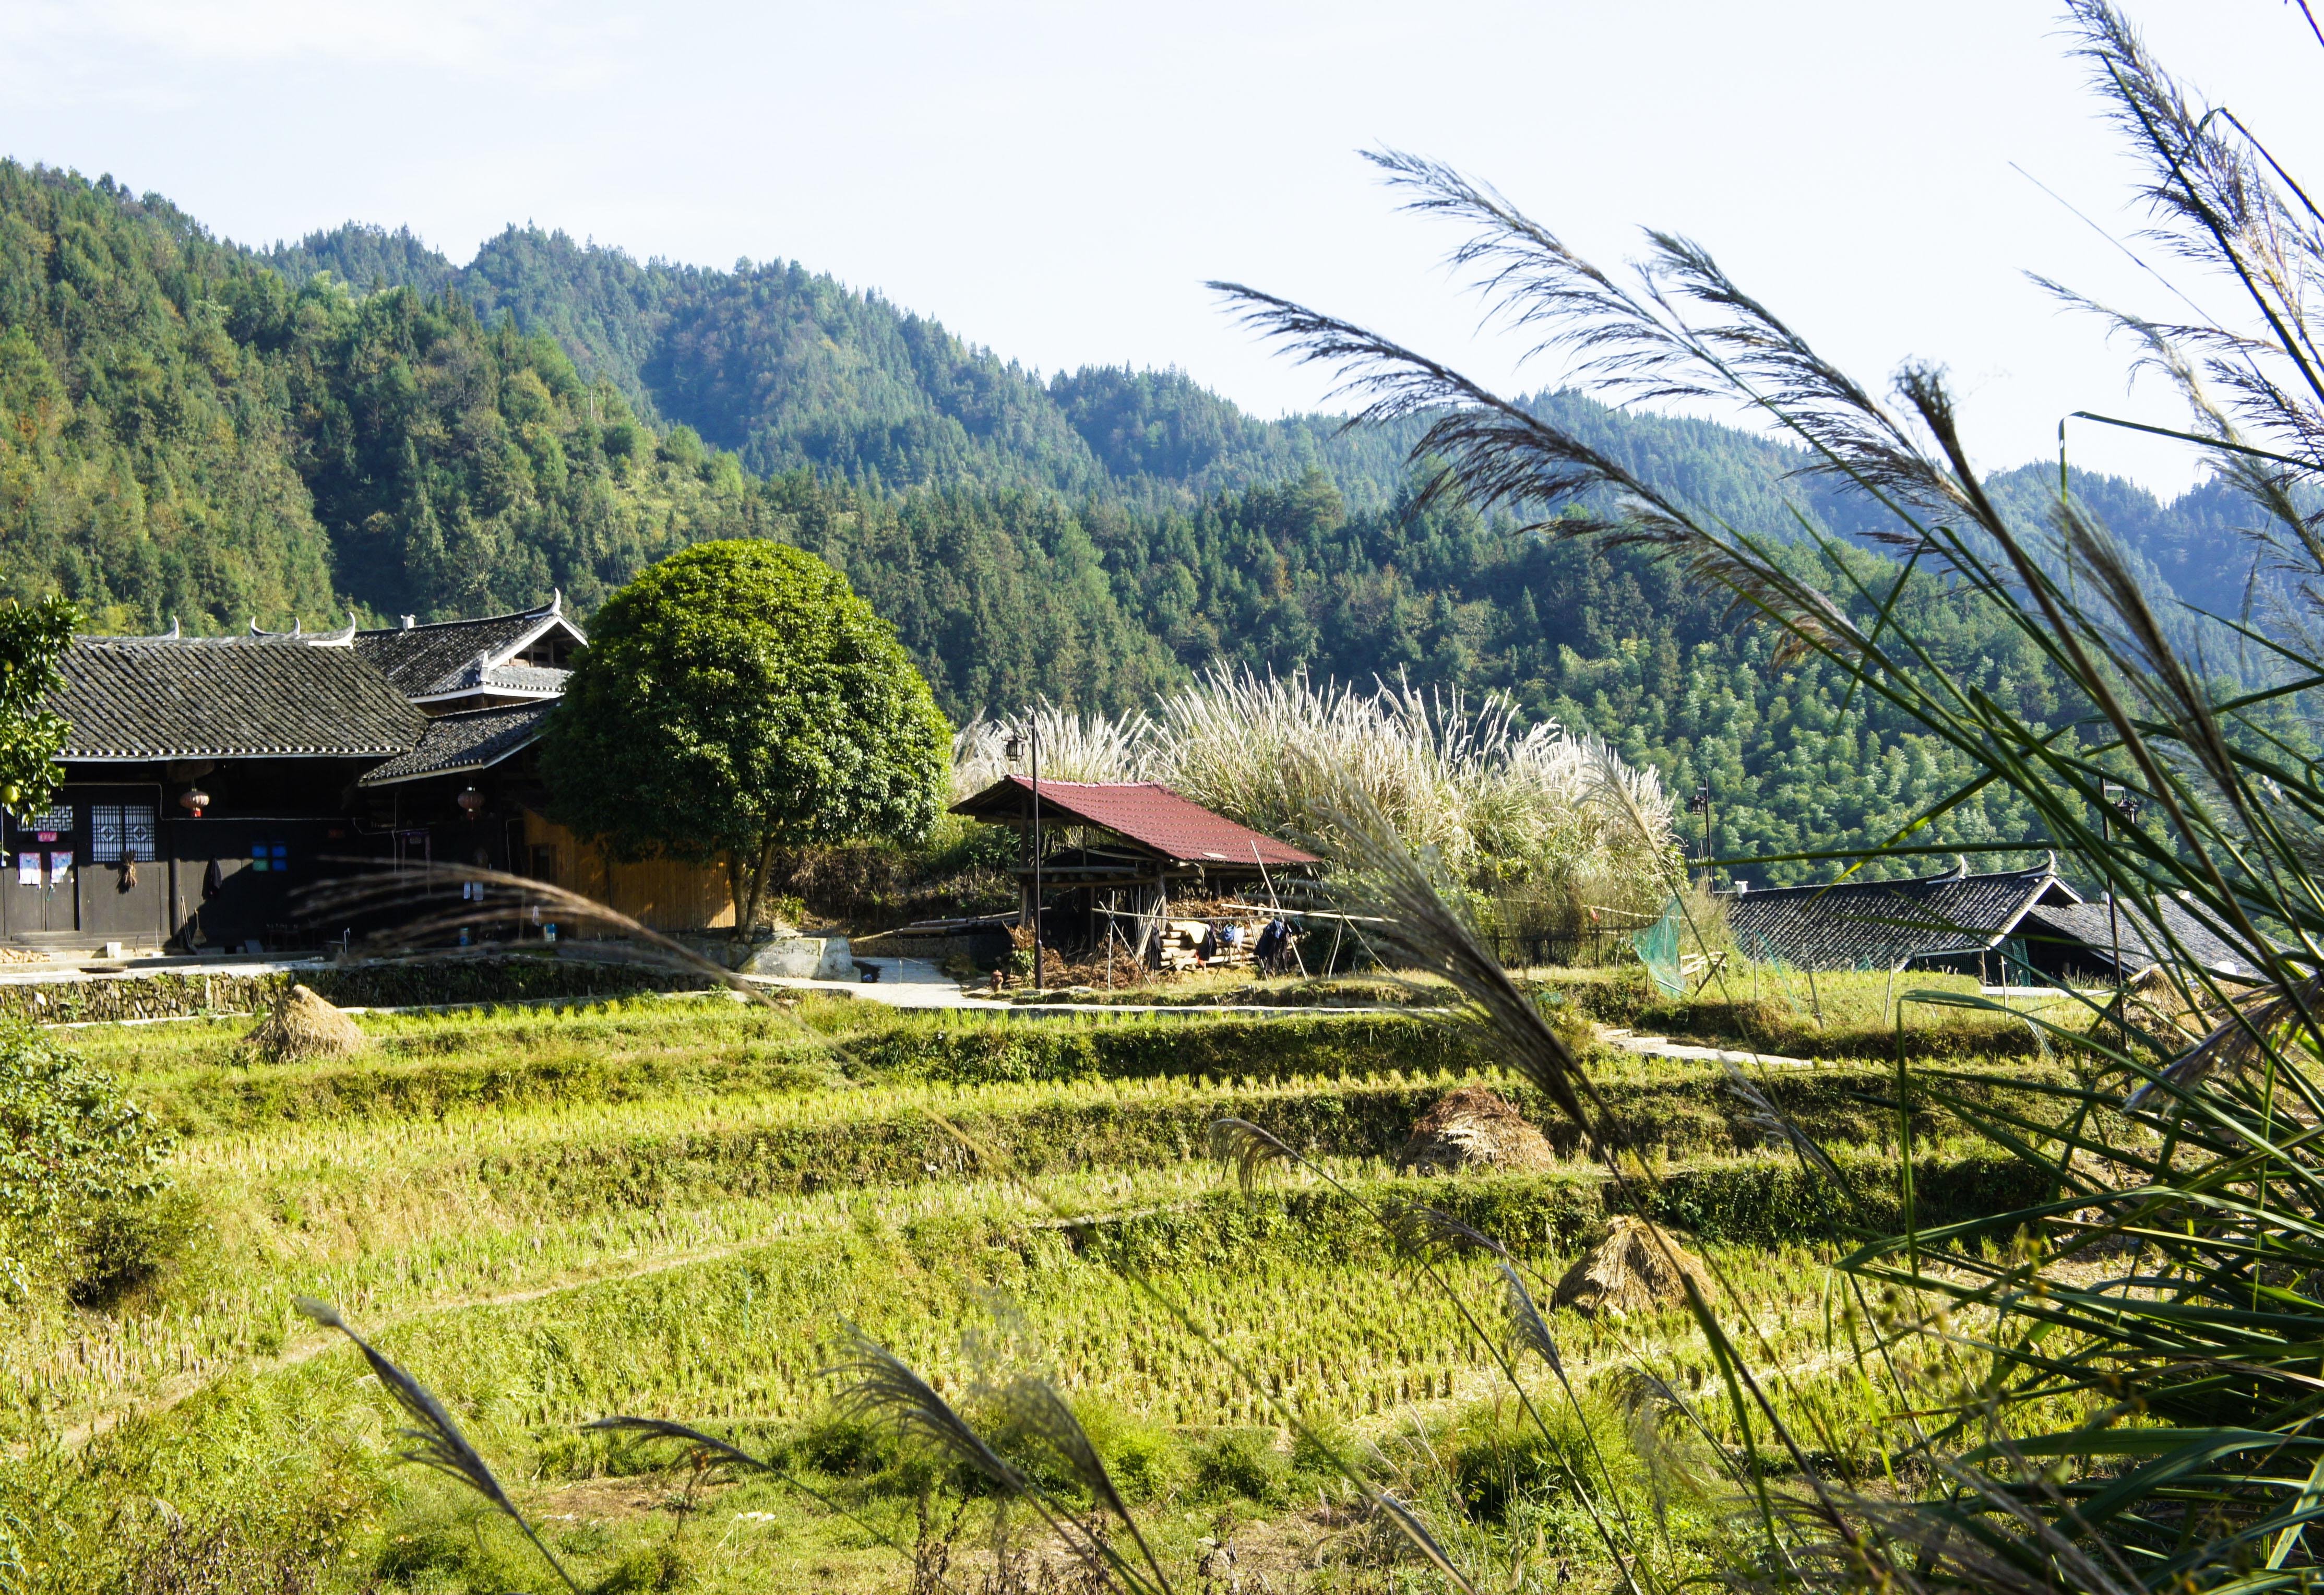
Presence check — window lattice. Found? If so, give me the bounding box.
[14,806,69,836]
[89,805,157,863]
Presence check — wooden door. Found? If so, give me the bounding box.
[2,802,77,937]
[80,793,168,946]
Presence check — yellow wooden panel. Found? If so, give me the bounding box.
[519,811,734,933]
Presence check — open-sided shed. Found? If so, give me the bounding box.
[950,776,1318,961]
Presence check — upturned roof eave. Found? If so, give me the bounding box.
[408,683,566,705]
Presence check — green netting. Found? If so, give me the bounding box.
[1631,894,1687,997]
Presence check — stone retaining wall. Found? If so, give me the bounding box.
[2,956,710,1025]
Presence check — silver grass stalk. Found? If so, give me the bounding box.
[1202,6,2324,1588]
[294,1298,580,1594]
[585,1415,962,1590]
[294,861,781,1004]
[985,1373,1172,1593]
[828,1325,1171,1594]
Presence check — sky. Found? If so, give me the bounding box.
[0,0,2313,499]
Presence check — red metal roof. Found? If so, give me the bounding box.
[952,777,1320,868]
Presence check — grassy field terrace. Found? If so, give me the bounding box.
[2,969,2112,1593]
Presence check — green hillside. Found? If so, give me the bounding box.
[0,165,786,626]
[0,160,2289,874]
[281,216,2272,621]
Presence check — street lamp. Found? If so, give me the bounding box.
[2099,780,2144,1027]
[1004,721,1045,989]
[1686,781,1713,887]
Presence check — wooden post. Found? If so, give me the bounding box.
[1130,879,1163,966]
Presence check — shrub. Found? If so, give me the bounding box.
[1190,1428,1290,1507]
[1074,1398,1185,1504]
[792,1410,897,1478]
[67,1185,200,1308]
[0,1025,178,1300]
[594,1541,692,1592]
[372,1518,543,1590]
[1443,1403,1564,1523]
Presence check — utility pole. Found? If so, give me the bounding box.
[1007,719,1045,989]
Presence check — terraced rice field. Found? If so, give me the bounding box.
[3,977,2085,1593]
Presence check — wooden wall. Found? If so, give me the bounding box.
[520,812,735,933]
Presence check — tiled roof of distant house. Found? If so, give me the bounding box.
[951,777,1320,868]
[1724,859,2081,971]
[2020,896,2268,980]
[357,701,558,787]
[351,597,583,702]
[54,635,426,760]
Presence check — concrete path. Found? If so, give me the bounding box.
[749,956,998,1009]
[746,959,1421,1018]
[1596,1026,1821,1069]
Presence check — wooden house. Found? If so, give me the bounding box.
[11,598,733,955]
[1722,855,2264,982]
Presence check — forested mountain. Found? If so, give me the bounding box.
[266,196,2284,647]
[270,222,1428,509]
[0,160,2295,875]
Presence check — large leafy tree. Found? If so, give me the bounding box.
[0,596,76,818]
[541,540,950,935]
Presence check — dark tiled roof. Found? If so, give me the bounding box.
[352,601,581,698]
[357,701,556,787]
[54,637,426,759]
[2020,897,2267,979]
[1723,862,2080,971]
[951,777,1320,868]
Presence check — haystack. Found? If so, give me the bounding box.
[1398,1085,1556,1175]
[245,983,368,1063]
[1552,1216,1710,1318]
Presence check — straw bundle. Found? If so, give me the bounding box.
[245,983,369,1063]
[1551,1216,1709,1318]
[1397,1085,1557,1175]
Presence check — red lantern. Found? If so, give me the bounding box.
[178,787,210,818]
[456,786,486,820]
